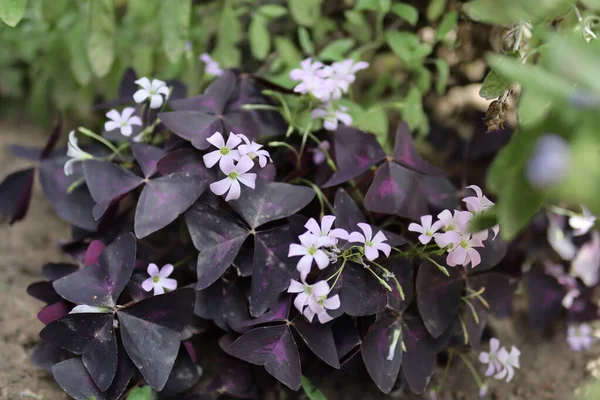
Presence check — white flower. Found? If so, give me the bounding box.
[569,206,596,236]
[317,60,368,96]
[495,346,520,383]
[547,214,577,261]
[311,103,353,131]
[408,215,443,244]
[288,234,330,281]
[567,323,595,351]
[293,74,337,101]
[348,223,391,261]
[287,279,340,323]
[64,131,93,176]
[290,58,324,83]
[203,131,242,170]
[462,185,494,214]
[562,287,581,309]
[435,230,485,268]
[304,215,349,247]
[237,134,272,168]
[104,107,142,137]
[200,53,224,77]
[479,338,503,377]
[571,231,600,286]
[133,77,170,109]
[69,305,111,314]
[209,156,257,201]
[437,209,472,233]
[142,263,178,296]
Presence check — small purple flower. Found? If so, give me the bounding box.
[303,215,349,247]
[349,223,391,261]
[435,230,485,268]
[567,323,595,351]
[311,103,353,131]
[408,215,443,244]
[290,58,324,83]
[310,140,330,165]
[104,108,142,137]
[203,131,242,170]
[209,156,256,201]
[288,234,330,281]
[142,263,178,296]
[200,53,224,77]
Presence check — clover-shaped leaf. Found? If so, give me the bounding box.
[401,317,437,393]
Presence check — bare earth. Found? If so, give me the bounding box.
[0,120,597,400]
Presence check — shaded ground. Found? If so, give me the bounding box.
[0,120,597,400]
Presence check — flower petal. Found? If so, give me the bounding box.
[158,264,174,278]
[147,263,159,277]
[133,89,150,104]
[225,179,241,201]
[237,173,256,189]
[357,223,373,241]
[210,178,231,196]
[304,218,321,235]
[161,278,178,291]
[313,250,330,270]
[203,150,222,168]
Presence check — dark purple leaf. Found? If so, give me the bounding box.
[251,225,298,316]
[333,316,362,360]
[195,280,249,332]
[206,352,257,399]
[392,122,444,176]
[29,340,68,373]
[37,301,71,325]
[27,281,61,304]
[419,174,458,210]
[385,257,414,314]
[185,204,250,289]
[361,312,403,393]
[40,313,117,391]
[41,263,78,281]
[84,240,106,266]
[159,344,201,397]
[238,295,291,330]
[52,344,133,400]
[159,111,221,150]
[135,150,207,238]
[525,269,566,331]
[131,142,163,178]
[332,261,388,317]
[83,160,144,219]
[469,273,518,316]
[364,162,428,220]
[469,233,508,274]
[232,245,255,277]
[127,273,154,302]
[0,168,35,224]
[41,117,63,159]
[230,179,315,229]
[292,315,340,369]
[118,288,195,390]
[401,317,436,393]
[416,260,464,338]
[53,233,137,307]
[323,127,386,187]
[227,325,301,390]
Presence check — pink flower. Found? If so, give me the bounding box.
[462,185,494,214]
[287,279,340,323]
[209,156,256,201]
[437,209,472,233]
[567,323,594,351]
[237,134,272,168]
[304,215,349,247]
[142,263,177,296]
[311,103,353,131]
[408,215,443,244]
[199,53,224,77]
[435,231,485,268]
[311,141,330,165]
[288,234,330,281]
[349,223,391,261]
[203,131,242,169]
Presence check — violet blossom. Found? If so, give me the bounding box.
[287,279,340,323]
[569,205,596,236]
[311,140,330,165]
[237,134,272,168]
[571,231,600,286]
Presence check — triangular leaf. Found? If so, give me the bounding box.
[292,315,340,369]
[392,122,444,176]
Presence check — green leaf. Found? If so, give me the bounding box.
[66,23,92,86]
[301,376,328,400]
[86,0,116,78]
[469,209,499,233]
[479,70,513,100]
[392,3,419,25]
[160,0,190,63]
[289,0,321,27]
[274,36,301,66]
[250,15,271,60]
[355,0,379,11]
[126,386,152,400]
[42,0,68,23]
[259,4,287,18]
[434,59,449,94]
[385,31,432,70]
[463,0,575,25]
[298,27,314,55]
[213,6,242,68]
[496,172,544,240]
[427,0,447,21]
[0,0,27,27]
[435,10,457,41]
[343,10,372,43]
[318,38,355,61]
[402,87,428,135]
[354,106,390,151]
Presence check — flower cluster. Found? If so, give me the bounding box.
[408,185,499,268]
[567,323,595,351]
[287,216,391,323]
[479,338,521,383]
[290,58,368,131]
[203,131,272,201]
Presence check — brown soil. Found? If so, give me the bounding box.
[0,120,597,400]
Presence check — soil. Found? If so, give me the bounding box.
[0,120,597,400]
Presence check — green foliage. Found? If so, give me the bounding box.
[463,0,575,24]
[160,0,191,64]
[392,3,419,25]
[126,385,152,400]
[301,376,328,400]
[0,0,27,27]
[87,0,116,78]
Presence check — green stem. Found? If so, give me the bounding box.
[269,141,300,159]
[172,254,197,268]
[328,258,347,290]
[67,177,86,194]
[425,256,450,277]
[455,350,484,389]
[78,127,122,159]
[366,267,392,291]
[241,104,281,112]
